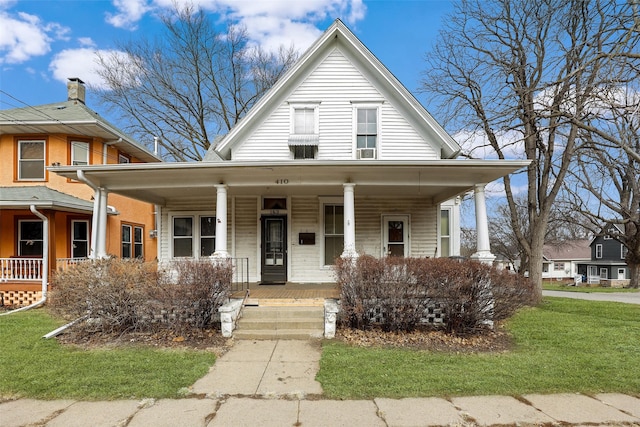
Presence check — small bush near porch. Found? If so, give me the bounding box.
[335,256,538,334]
[50,258,233,334]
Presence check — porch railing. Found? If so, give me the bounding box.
[0,257,43,281]
[55,257,89,271]
[230,257,250,292]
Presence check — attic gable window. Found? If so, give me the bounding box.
[71,141,89,166]
[289,104,319,159]
[352,104,381,159]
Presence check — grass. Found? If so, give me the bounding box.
[542,282,639,293]
[0,309,217,400]
[317,297,640,399]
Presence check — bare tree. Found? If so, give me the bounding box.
[561,83,640,287]
[95,4,297,161]
[421,0,639,295]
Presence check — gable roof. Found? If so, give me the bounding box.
[0,101,161,163]
[211,19,460,161]
[0,186,117,214]
[543,240,591,261]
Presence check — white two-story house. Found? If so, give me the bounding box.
[53,20,528,286]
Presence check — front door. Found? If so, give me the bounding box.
[261,216,287,283]
[383,215,409,257]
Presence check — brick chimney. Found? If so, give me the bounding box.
[67,77,86,104]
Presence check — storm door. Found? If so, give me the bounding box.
[383,215,409,257]
[261,216,287,283]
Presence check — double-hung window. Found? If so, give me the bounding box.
[289,104,318,159]
[71,220,89,258]
[323,204,344,265]
[171,215,216,258]
[71,141,89,166]
[122,224,143,258]
[18,140,45,180]
[356,108,377,159]
[18,220,43,256]
[595,244,603,259]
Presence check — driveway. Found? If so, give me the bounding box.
[543,290,640,305]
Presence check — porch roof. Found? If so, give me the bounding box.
[50,159,530,206]
[0,186,102,213]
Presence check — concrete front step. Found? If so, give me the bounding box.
[244,297,325,307]
[235,306,325,340]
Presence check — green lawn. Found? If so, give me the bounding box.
[317,298,640,399]
[542,282,640,293]
[0,309,217,400]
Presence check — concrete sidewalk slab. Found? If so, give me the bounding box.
[375,397,465,427]
[524,393,640,425]
[0,399,74,427]
[258,361,323,397]
[191,339,323,398]
[595,393,640,418]
[451,395,555,426]
[207,397,298,427]
[299,400,385,427]
[127,398,218,427]
[45,400,140,427]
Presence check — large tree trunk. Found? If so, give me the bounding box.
[629,263,639,289]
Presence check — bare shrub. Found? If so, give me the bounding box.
[50,257,233,334]
[50,258,157,333]
[335,256,538,335]
[156,259,233,330]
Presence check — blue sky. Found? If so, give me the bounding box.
[0,0,454,112]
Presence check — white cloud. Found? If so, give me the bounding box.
[78,37,97,48]
[453,129,525,160]
[0,11,52,63]
[106,0,151,29]
[49,48,111,90]
[108,0,366,52]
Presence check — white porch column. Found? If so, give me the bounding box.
[89,188,100,259]
[341,183,358,258]
[470,184,495,264]
[213,184,229,258]
[96,188,109,258]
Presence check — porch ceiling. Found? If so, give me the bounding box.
[50,159,530,206]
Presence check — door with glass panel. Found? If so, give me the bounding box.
[383,215,409,257]
[261,216,287,283]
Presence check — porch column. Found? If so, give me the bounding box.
[213,184,229,258]
[470,184,495,265]
[89,188,100,259]
[341,183,358,258]
[96,188,108,258]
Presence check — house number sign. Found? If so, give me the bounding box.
[275,179,289,184]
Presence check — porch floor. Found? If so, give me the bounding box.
[232,282,339,300]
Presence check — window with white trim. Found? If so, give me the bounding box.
[171,214,216,258]
[595,244,603,259]
[18,220,43,256]
[71,141,89,166]
[440,209,451,257]
[621,244,628,260]
[122,224,143,258]
[118,153,130,164]
[554,262,565,271]
[289,105,319,159]
[323,204,344,265]
[356,107,378,159]
[71,220,89,258]
[18,140,45,180]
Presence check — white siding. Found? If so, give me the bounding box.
[289,197,325,282]
[232,47,439,161]
[233,197,259,282]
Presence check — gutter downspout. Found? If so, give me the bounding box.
[0,205,49,315]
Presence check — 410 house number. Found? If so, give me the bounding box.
[275,179,289,184]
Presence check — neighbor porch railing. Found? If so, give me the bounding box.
[55,257,89,271]
[0,257,43,281]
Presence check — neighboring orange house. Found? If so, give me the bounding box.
[0,78,161,307]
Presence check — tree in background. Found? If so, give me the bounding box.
[561,82,640,287]
[421,0,639,295]
[95,4,297,161]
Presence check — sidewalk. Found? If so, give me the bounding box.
[2,340,639,427]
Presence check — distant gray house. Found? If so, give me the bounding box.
[579,225,630,286]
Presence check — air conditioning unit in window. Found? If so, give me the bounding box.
[357,148,376,159]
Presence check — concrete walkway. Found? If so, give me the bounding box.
[2,339,640,426]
